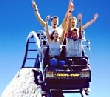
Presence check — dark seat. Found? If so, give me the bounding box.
[65,57,88,68]
[43,45,50,68]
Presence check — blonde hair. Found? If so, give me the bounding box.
[71,16,77,27]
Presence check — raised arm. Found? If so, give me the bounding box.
[45,16,51,43]
[61,0,74,29]
[78,13,82,39]
[32,1,46,27]
[60,24,67,44]
[67,15,73,38]
[82,13,99,30]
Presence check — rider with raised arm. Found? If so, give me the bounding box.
[70,13,99,31]
[66,13,91,95]
[45,15,67,69]
[32,0,74,36]
[64,0,98,39]
[66,12,98,41]
[65,13,88,68]
[66,14,83,57]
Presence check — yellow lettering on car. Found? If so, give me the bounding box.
[56,73,69,77]
[56,73,80,77]
[71,74,80,77]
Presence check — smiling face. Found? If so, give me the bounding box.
[51,30,59,40]
[51,17,59,27]
[53,30,59,39]
[71,29,78,40]
[70,17,77,28]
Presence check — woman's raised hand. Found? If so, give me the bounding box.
[68,0,74,11]
[32,1,37,10]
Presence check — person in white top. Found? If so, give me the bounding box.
[32,0,74,36]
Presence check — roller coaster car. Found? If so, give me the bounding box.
[22,31,91,96]
[44,56,91,90]
[35,30,91,91]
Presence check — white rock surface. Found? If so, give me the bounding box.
[1,68,42,97]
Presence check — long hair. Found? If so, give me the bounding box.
[71,17,77,27]
[50,30,56,40]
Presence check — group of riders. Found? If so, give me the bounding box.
[32,0,98,68]
[31,0,98,95]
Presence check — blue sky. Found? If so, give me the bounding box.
[0,0,110,97]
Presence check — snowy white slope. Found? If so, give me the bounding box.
[1,68,42,97]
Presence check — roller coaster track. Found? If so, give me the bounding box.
[21,31,41,68]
